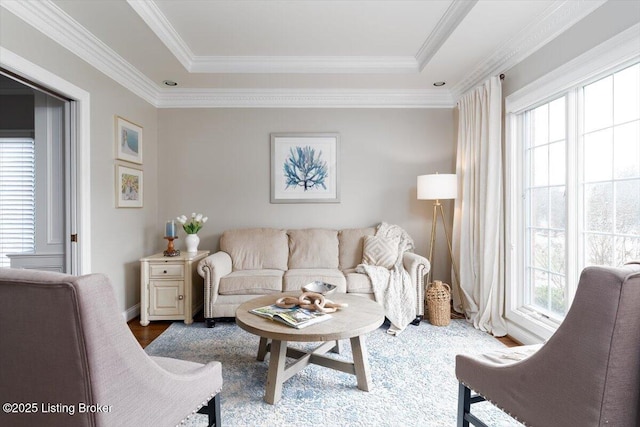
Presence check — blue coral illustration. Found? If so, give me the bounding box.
[283,146,328,191]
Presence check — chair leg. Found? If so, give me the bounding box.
[207,394,221,427]
[458,383,491,427]
[458,382,471,427]
[197,394,221,427]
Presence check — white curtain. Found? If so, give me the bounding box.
[452,75,507,337]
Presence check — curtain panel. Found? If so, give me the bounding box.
[452,76,507,337]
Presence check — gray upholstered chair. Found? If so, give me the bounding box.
[456,262,640,427]
[0,268,223,427]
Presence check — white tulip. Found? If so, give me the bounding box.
[202,216,208,223]
[196,214,203,222]
[191,212,196,218]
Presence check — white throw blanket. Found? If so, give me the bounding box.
[356,222,417,335]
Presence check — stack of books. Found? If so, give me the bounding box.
[250,304,331,329]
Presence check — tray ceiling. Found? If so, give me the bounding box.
[1,0,607,107]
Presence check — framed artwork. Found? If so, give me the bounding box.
[116,164,143,208]
[115,116,143,164]
[271,133,340,203]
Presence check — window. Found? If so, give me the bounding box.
[507,52,640,340]
[582,66,640,268]
[0,138,36,268]
[525,96,568,317]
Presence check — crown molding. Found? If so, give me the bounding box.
[1,0,451,107]
[126,0,194,70]
[2,0,609,109]
[189,55,418,74]
[450,0,608,100]
[415,0,477,72]
[128,0,419,74]
[1,0,159,105]
[155,88,455,109]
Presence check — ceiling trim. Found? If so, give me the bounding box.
[1,0,436,106]
[155,88,455,109]
[415,0,477,72]
[127,0,420,74]
[1,0,159,105]
[1,0,609,108]
[450,0,608,99]
[126,0,194,70]
[189,56,418,74]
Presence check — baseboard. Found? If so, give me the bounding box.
[123,303,140,322]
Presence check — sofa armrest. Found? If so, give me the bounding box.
[403,252,430,317]
[197,251,233,319]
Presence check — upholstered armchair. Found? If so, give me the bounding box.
[0,269,223,427]
[456,262,640,427]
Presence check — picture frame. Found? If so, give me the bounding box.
[115,164,143,208]
[271,133,340,203]
[115,116,143,164]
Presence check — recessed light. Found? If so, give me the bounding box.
[433,81,446,87]
[163,80,178,87]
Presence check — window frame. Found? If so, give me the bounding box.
[505,25,640,343]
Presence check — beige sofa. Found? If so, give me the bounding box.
[197,227,430,327]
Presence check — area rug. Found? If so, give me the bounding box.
[145,319,523,427]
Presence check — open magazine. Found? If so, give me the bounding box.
[250,304,331,329]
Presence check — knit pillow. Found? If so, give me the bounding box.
[362,235,399,269]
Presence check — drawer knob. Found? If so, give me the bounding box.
[178,295,184,300]
[163,270,167,274]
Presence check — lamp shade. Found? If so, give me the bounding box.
[417,174,457,200]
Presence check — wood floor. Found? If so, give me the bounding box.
[128,314,520,349]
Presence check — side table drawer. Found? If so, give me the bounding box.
[149,264,184,278]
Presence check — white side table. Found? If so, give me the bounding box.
[139,250,209,326]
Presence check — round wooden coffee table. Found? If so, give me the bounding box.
[236,292,385,404]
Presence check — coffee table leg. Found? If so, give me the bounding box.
[350,335,371,391]
[331,340,343,354]
[257,337,269,361]
[264,339,287,404]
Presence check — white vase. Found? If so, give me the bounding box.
[185,234,200,253]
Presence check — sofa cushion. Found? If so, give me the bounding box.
[362,235,400,268]
[338,227,376,271]
[343,269,374,294]
[220,228,288,271]
[288,229,339,269]
[219,269,284,295]
[283,269,346,292]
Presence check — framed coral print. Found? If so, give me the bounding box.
[116,164,143,208]
[271,133,340,203]
[115,116,143,164]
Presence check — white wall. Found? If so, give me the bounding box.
[157,108,457,282]
[503,0,640,97]
[0,8,159,313]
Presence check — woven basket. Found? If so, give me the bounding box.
[426,280,451,326]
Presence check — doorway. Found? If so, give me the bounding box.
[0,72,71,272]
[1,49,92,275]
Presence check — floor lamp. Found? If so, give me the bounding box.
[417,173,460,287]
